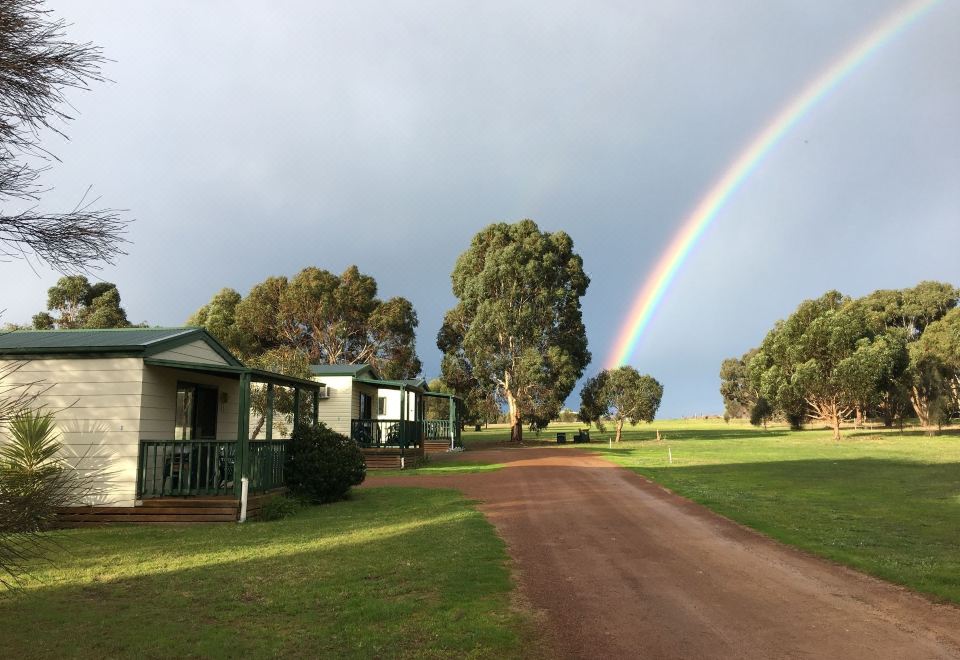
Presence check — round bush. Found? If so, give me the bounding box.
[285,423,366,503]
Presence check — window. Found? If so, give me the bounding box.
[377,396,386,416]
[175,383,219,440]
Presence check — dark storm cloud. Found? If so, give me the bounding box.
[5,0,958,416]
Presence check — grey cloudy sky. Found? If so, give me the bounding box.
[5,1,958,417]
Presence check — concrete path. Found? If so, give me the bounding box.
[368,447,960,659]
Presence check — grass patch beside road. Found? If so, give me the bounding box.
[0,488,537,659]
[584,418,960,604]
[464,419,960,603]
[377,459,506,477]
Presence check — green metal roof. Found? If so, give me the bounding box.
[309,363,380,378]
[0,327,242,367]
[0,327,196,350]
[0,328,323,391]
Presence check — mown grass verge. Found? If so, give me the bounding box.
[584,418,960,604]
[0,487,537,659]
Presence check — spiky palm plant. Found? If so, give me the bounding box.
[0,410,72,533]
[1,410,64,478]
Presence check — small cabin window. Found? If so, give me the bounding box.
[377,396,386,416]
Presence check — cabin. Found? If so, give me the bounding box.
[310,364,461,469]
[0,328,322,524]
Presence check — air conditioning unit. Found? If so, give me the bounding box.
[317,386,330,399]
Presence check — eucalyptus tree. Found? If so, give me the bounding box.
[855,282,958,426]
[907,307,960,427]
[579,367,663,442]
[749,291,904,440]
[189,266,422,379]
[437,220,590,443]
[190,266,422,438]
[719,348,759,419]
[32,275,131,329]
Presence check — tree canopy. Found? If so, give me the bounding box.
[907,307,960,428]
[189,266,422,438]
[437,220,590,442]
[32,275,131,329]
[578,367,663,442]
[749,291,905,440]
[189,266,421,378]
[719,348,758,419]
[723,281,957,437]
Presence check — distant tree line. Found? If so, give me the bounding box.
[720,281,960,439]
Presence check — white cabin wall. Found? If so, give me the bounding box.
[0,356,144,507]
[139,365,240,442]
[314,375,354,436]
[377,389,419,419]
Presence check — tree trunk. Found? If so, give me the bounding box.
[506,389,522,443]
[911,386,931,428]
[854,407,863,429]
[251,414,265,440]
[615,418,624,443]
[831,412,841,441]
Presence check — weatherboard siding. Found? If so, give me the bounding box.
[314,375,354,436]
[149,339,229,366]
[0,356,145,507]
[140,365,240,441]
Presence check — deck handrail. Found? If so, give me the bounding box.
[136,438,289,499]
[350,419,426,452]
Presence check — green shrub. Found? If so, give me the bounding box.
[257,495,302,521]
[285,423,365,503]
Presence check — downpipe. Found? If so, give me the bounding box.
[238,477,249,523]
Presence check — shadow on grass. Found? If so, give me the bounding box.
[0,487,528,659]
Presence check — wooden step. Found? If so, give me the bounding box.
[140,497,238,507]
[58,513,238,523]
[57,499,241,526]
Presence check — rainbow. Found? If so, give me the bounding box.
[606,0,942,369]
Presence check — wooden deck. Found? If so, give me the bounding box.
[361,446,424,470]
[423,441,451,455]
[57,491,285,526]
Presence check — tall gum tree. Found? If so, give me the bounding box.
[437,220,590,443]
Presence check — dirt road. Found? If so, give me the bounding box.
[368,447,960,659]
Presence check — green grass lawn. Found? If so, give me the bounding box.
[0,488,538,659]
[376,459,507,477]
[464,419,960,604]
